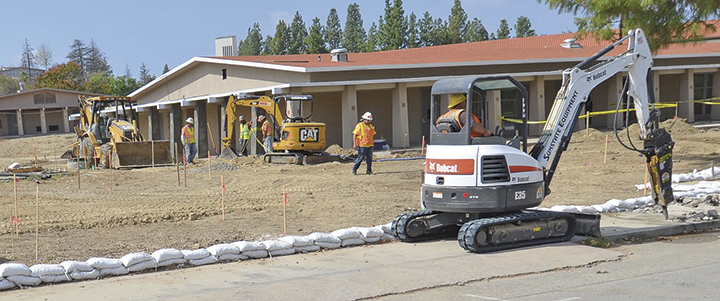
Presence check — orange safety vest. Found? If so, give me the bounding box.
[261,120,272,137]
[353,122,375,147]
[437,109,482,138]
[182,125,196,144]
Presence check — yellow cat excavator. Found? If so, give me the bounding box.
[72,95,173,168]
[221,94,328,164]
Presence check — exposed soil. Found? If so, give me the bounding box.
[0,118,719,265]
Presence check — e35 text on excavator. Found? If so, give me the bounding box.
[221,94,327,164]
[392,29,674,253]
[72,96,173,168]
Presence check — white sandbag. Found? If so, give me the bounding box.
[29,264,66,277]
[263,240,294,251]
[0,277,16,290]
[341,238,366,247]
[362,236,383,243]
[217,253,248,262]
[331,228,362,240]
[356,226,385,241]
[0,263,30,277]
[242,250,269,259]
[308,232,341,243]
[127,260,156,272]
[295,244,321,253]
[156,258,187,267]
[182,249,211,260]
[69,269,100,280]
[207,244,240,257]
[549,205,579,213]
[377,223,392,235]
[382,233,395,241]
[121,252,154,267]
[7,275,41,287]
[60,261,94,273]
[268,248,296,257]
[152,248,184,263]
[38,274,70,283]
[578,206,598,214]
[232,241,266,252]
[278,235,315,247]
[315,241,342,249]
[86,257,123,269]
[99,266,129,276]
[188,256,218,266]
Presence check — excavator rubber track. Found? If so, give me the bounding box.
[457,210,577,253]
[391,210,462,242]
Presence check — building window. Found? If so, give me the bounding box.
[49,125,59,132]
[33,92,56,104]
[222,68,227,80]
[36,126,42,132]
[694,73,713,117]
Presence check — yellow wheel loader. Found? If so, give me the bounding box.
[72,96,173,169]
[221,94,331,164]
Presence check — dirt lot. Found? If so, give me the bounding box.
[1,118,719,265]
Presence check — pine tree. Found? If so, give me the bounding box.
[162,64,170,74]
[67,39,88,74]
[496,19,511,39]
[20,39,36,82]
[262,35,274,55]
[514,16,536,38]
[139,62,155,85]
[272,20,289,55]
[447,0,467,44]
[324,8,342,50]
[86,39,112,76]
[377,0,406,50]
[406,12,419,48]
[343,3,367,52]
[288,12,308,54]
[364,22,379,52]
[418,12,436,47]
[306,17,328,54]
[465,18,489,42]
[239,23,263,56]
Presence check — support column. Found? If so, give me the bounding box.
[251,107,261,155]
[148,107,161,140]
[169,103,183,160]
[486,90,502,133]
[529,77,546,136]
[392,83,410,148]
[342,86,358,149]
[194,101,208,159]
[606,74,624,129]
[652,71,660,103]
[711,70,720,120]
[16,109,24,136]
[62,107,70,133]
[678,69,694,122]
[40,108,47,134]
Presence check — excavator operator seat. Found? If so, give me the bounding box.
[436,116,461,134]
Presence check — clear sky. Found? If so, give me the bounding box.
[1,0,577,79]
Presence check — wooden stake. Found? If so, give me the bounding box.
[13,174,19,236]
[11,211,15,259]
[207,122,219,157]
[221,175,226,221]
[151,140,155,168]
[282,185,287,235]
[404,133,408,151]
[643,163,649,196]
[34,146,38,166]
[36,184,39,259]
[208,151,211,181]
[421,135,425,155]
[603,134,609,164]
[176,143,181,186]
[183,149,187,188]
[109,152,113,191]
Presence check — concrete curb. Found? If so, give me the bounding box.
[601,219,720,242]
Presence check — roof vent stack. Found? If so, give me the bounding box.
[215,36,238,57]
[561,38,582,49]
[330,48,348,62]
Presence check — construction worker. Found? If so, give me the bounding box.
[438,93,492,137]
[259,115,273,154]
[181,117,197,164]
[237,115,251,156]
[352,111,376,175]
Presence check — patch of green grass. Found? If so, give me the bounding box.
[582,236,613,248]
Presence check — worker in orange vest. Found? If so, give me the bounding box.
[438,93,492,137]
[352,111,376,175]
[259,115,273,154]
[181,117,197,164]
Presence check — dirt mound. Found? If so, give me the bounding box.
[325,144,357,157]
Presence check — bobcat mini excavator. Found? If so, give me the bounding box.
[392,29,675,253]
[72,96,173,168]
[221,94,328,164]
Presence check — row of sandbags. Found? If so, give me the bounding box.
[0,224,393,290]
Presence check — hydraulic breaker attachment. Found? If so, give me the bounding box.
[644,128,674,219]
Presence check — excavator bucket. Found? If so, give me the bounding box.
[112,140,173,168]
[220,146,240,160]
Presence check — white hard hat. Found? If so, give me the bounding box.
[258,115,266,121]
[185,117,194,124]
[239,115,245,121]
[361,112,373,121]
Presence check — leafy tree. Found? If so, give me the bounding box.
[540,0,720,50]
[447,0,467,44]
[306,17,328,54]
[406,12,419,48]
[20,39,36,82]
[162,64,170,74]
[465,18,489,42]
[0,75,20,96]
[139,62,156,85]
[514,16,536,37]
[111,75,141,96]
[83,72,113,94]
[86,39,112,76]
[239,23,263,56]
[34,43,53,71]
[377,0,406,50]
[496,19,511,39]
[364,22,379,52]
[67,39,88,74]
[262,35,274,55]
[271,20,289,55]
[324,8,343,50]
[343,3,367,52]
[288,11,308,54]
[34,62,84,91]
